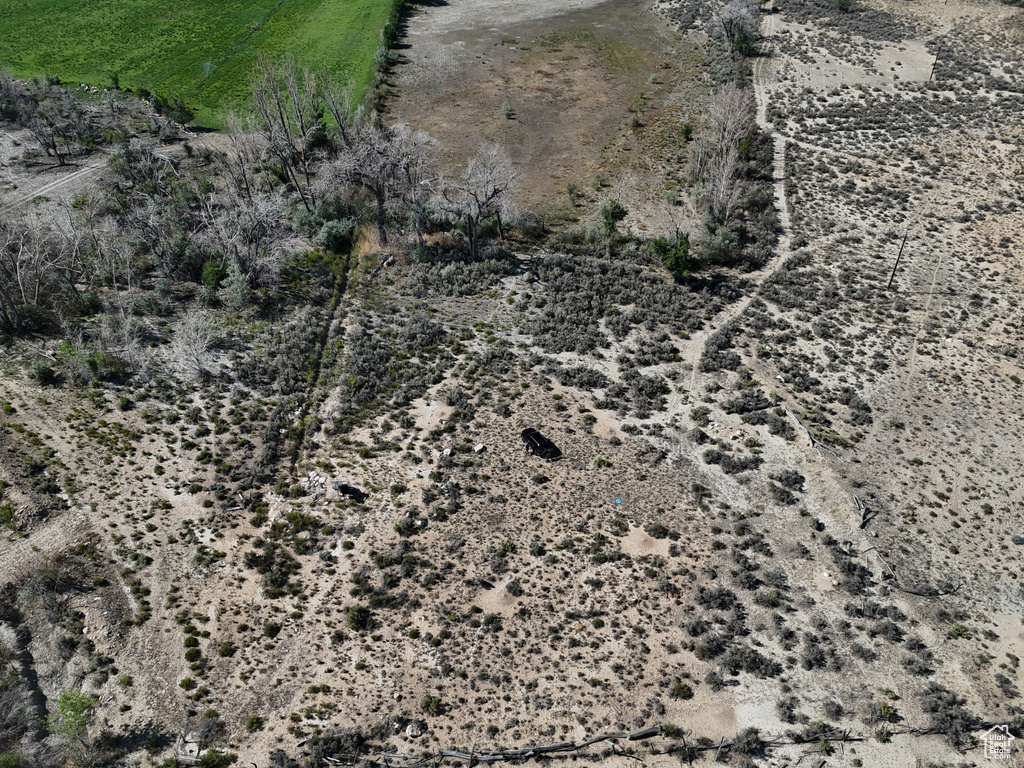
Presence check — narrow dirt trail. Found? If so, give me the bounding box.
[677,6,793,400]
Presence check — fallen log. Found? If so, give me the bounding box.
[885,578,960,598]
[531,743,575,754]
[854,495,877,529]
[578,733,627,749]
[628,726,663,741]
[438,751,475,762]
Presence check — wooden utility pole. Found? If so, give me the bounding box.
[887,232,909,289]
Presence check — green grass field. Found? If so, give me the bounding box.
[0,0,394,124]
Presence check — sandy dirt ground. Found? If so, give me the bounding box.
[3,0,1024,766]
[0,126,111,216]
[385,0,703,222]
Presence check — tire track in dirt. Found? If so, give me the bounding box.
[287,254,351,474]
[0,158,107,216]
[900,233,945,385]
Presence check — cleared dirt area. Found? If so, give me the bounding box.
[0,127,110,216]
[385,0,706,220]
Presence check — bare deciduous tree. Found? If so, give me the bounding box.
[318,84,427,247]
[0,223,27,331]
[689,84,753,182]
[250,56,324,213]
[320,76,360,149]
[0,217,87,330]
[393,125,436,245]
[57,196,127,295]
[201,191,289,291]
[436,144,518,260]
[95,236,145,296]
[109,138,179,200]
[224,112,269,203]
[97,311,148,370]
[317,120,408,246]
[711,0,759,57]
[129,199,203,281]
[689,84,755,222]
[170,312,218,380]
[17,80,99,166]
[687,84,758,265]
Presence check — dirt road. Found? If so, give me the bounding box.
[402,0,615,35]
[0,157,108,216]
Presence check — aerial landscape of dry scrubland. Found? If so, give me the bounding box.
[1,0,1024,766]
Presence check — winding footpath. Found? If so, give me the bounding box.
[680,4,793,398]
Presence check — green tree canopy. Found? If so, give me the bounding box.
[46,689,94,746]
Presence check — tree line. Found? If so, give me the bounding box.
[0,58,517,352]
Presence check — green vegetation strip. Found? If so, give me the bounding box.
[0,0,398,124]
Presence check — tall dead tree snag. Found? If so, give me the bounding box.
[250,56,323,213]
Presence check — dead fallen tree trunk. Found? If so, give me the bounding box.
[884,577,961,598]
[780,404,848,462]
[578,733,627,748]
[855,495,877,529]
[628,726,662,741]
[344,721,886,768]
